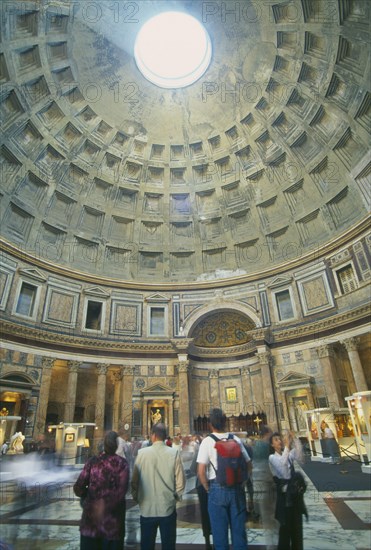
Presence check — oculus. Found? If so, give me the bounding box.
[134,12,212,88]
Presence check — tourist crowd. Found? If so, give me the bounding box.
[72,409,308,550]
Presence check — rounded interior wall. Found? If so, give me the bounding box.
[0,0,369,284]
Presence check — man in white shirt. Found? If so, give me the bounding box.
[197,408,251,550]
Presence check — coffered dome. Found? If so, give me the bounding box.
[0,0,369,285]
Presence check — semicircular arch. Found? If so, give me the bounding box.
[182,299,261,339]
[0,372,37,386]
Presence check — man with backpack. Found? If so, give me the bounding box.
[197,408,252,550]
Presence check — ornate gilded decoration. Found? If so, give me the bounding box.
[191,311,255,348]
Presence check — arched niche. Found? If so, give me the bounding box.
[182,299,261,340]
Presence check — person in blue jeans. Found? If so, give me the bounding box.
[197,408,252,550]
[131,423,185,550]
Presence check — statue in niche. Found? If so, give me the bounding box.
[151,408,162,425]
[295,400,308,431]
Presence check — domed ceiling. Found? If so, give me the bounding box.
[0,0,369,285]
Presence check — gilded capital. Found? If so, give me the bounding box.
[257,351,272,367]
[96,364,108,376]
[317,344,335,359]
[178,361,190,373]
[67,360,81,373]
[42,357,54,369]
[342,337,360,353]
[240,366,250,377]
[112,369,123,382]
[123,366,134,376]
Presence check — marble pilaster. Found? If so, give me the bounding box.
[168,397,174,437]
[178,360,191,435]
[209,369,220,409]
[120,366,134,432]
[95,364,108,443]
[64,361,80,423]
[317,344,341,408]
[240,366,253,413]
[342,337,368,392]
[112,369,123,431]
[257,351,278,430]
[278,389,290,430]
[34,357,54,437]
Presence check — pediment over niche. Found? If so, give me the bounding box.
[18,268,46,282]
[83,286,110,298]
[142,383,174,395]
[145,293,170,303]
[267,275,292,289]
[277,370,313,389]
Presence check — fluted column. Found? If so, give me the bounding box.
[317,345,341,408]
[342,337,368,392]
[278,389,290,430]
[64,361,80,423]
[257,351,277,430]
[209,369,220,409]
[112,369,123,431]
[34,357,54,437]
[178,360,191,435]
[240,366,253,413]
[306,388,316,410]
[95,364,108,443]
[120,366,134,431]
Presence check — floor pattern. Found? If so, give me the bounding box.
[0,454,370,550]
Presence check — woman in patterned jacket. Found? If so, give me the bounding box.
[74,431,129,550]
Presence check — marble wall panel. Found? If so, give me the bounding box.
[110,301,141,335]
[297,271,334,315]
[43,286,79,327]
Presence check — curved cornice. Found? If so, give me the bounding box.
[0,216,369,291]
[271,304,370,346]
[0,319,174,357]
[1,304,369,359]
[189,339,257,358]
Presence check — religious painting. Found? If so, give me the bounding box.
[334,413,354,437]
[308,414,319,439]
[226,387,237,402]
[65,433,75,443]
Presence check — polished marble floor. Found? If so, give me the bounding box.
[0,452,370,550]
